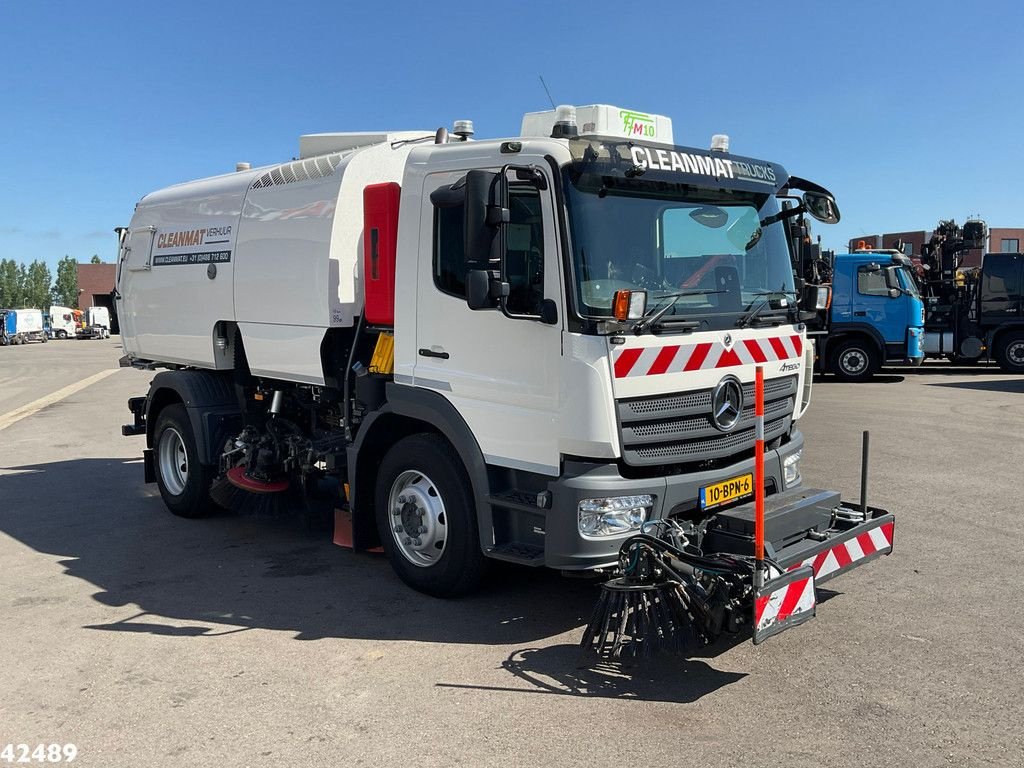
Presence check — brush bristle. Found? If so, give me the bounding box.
[580,578,701,658]
[209,475,291,517]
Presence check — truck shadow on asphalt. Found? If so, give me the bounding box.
[0,457,747,702]
[436,644,747,703]
[924,378,1024,393]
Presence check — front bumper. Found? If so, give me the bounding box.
[542,431,804,569]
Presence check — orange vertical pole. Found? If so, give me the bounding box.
[754,365,765,588]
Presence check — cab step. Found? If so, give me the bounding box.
[485,543,545,566]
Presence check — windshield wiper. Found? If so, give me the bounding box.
[736,289,798,328]
[632,289,725,334]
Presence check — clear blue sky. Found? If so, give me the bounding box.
[1,0,1022,271]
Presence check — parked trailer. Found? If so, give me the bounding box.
[118,105,894,648]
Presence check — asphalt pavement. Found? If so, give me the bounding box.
[1,338,1022,767]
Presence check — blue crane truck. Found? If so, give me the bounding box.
[796,248,924,381]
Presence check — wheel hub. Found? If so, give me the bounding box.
[1008,342,1024,365]
[157,427,188,496]
[842,350,866,373]
[389,471,447,567]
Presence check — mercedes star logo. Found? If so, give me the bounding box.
[711,376,744,432]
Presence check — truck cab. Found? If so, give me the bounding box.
[818,251,924,381]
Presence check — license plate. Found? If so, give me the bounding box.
[700,473,753,510]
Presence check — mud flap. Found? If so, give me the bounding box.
[753,565,816,645]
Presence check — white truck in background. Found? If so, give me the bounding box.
[48,305,80,339]
[77,305,111,339]
[117,105,894,641]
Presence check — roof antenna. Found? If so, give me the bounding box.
[539,75,556,109]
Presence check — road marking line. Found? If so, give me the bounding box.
[0,368,121,432]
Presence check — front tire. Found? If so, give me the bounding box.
[830,339,879,382]
[994,331,1024,374]
[57,330,67,339]
[374,433,486,597]
[153,404,216,518]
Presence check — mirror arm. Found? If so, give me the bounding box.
[761,203,806,228]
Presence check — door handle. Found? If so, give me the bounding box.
[853,311,866,316]
[418,348,450,360]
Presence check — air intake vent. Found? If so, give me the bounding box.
[250,152,345,190]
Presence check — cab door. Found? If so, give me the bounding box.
[411,161,563,476]
[852,263,908,348]
[980,254,1022,323]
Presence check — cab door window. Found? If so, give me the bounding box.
[431,177,547,317]
[857,266,890,297]
[505,185,545,316]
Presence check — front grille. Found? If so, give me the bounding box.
[618,375,797,466]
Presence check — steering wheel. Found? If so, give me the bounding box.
[631,263,672,291]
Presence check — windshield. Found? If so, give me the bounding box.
[895,266,920,297]
[563,171,795,325]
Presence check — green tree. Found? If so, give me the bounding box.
[0,259,21,307]
[16,263,29,307]
[52,255,79,308]
[90,254,102,264]
[24,260,53,309]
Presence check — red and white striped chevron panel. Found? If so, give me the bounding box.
[613,335,803,378]
[755,570,816,634]
[787,521,895,579]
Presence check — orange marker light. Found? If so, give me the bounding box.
[613,290,631,321]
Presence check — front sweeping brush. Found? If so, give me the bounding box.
[580,577,699,658]
[580,530,752,659]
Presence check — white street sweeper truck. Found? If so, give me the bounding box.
[118,105,894,650]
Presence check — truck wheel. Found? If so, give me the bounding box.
[831,339,878,382]
[374,433,486,597]
[153,404,216,518]
[994,331,1024,374]
[57,330,67,339]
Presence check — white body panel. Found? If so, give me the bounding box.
[118,133,424,384]
[12,309,43,334]
[48,306,78,336]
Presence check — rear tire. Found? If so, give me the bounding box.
[994,331,1024,374]
[153,404,216,518]
[374,433,486,597]
[830,339,879,382]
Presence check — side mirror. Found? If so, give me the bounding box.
[466,269,509,310]
[539,298,559,325]
[888,287,901,299]
[802,191,840,224]
[464,170,508,265]
[466,269,491,310]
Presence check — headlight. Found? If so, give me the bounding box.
[578,495,653,538]
[783,450,802,489]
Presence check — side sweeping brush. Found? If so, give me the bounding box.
[209,464,291,517]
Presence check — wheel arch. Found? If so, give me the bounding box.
[827,324,886,355]
[145,370,242,466]
[347,384,493,553]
